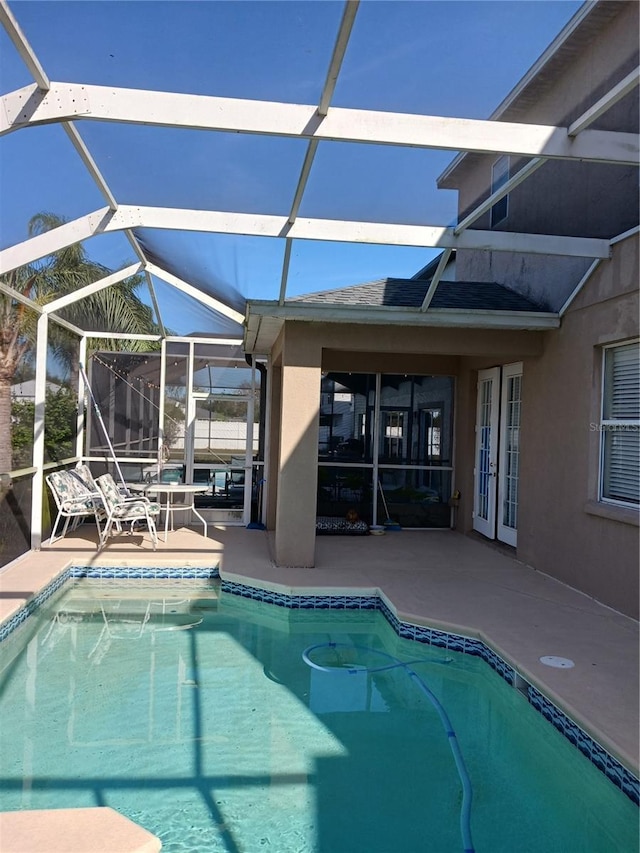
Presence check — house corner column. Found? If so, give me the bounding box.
[274,325,321,567]
[265,361,282,530]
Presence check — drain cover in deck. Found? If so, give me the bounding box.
[539,655,574,668]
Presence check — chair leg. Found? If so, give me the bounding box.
[50,511,64,543]
[60,516,72,540]
[147,513,158,551]
[98,518,114,551]
[93,510,104,550]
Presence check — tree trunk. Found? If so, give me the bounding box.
[0,379,14,474]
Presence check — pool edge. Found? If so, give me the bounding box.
[1,563,638,807]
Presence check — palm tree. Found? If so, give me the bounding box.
[0,213,164,474]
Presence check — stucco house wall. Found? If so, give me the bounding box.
[266,320,543,567]
[518,235,639,617]
[433,1,639,617]
[442,1,638,310]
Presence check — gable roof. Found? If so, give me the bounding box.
[289,278,546,313]
[438,1,636,188]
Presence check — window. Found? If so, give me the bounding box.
[490,155,509,227]
[382,410,406,460]
[421,407,442,462]
[600,341,640,507]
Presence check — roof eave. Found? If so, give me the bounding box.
[246,300,559,329]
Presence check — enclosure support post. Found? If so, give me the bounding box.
[76,335,87,460]
[243,362,256,525]
[157,338,167,478]
[31,313,49,550]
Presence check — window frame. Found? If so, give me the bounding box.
[598,339,640,509]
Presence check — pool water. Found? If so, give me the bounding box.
[0,580,637,853]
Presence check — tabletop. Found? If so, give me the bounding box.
[128,483,210,495]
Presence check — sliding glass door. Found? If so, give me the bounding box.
[318,373,454,528]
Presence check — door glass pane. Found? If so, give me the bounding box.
[163,347,187,480]
[378,468,451,528]
[317,466,373,524]
[318,373,375,463]
[502,374,521,530]
[191,345,259,510]
[382,410,406,461]
[477,378,493,521]
[317,372,453,528]
[380,375,453,466]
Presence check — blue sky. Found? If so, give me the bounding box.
[0,1,583,332]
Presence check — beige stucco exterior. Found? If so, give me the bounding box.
[251,1,639,617]
[265,320,545,568]
[262,247,638,615]
[517,235,639,615]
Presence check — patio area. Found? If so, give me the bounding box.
[1,525,637,779]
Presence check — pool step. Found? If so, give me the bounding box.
[0,807,161,853]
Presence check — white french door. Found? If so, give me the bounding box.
[473,368,500,537]
[497,364,522,546]
[473,363,523,545]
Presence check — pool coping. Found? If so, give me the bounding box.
[1,562,638,807]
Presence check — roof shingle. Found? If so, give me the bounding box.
[290,278,547,312]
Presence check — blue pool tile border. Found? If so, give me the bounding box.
[0,567,637,806]
[0,566,220,643]
[69,565,221,581]
[220,578,639,806]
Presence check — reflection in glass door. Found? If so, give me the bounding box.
[497,364,522,546]
[381,410,407,461]
[473,367,500,538]
[318,374,454,528]
[190,345,260,524]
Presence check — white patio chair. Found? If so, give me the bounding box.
[74,463,128,498]
[95,473,161,551]
[45,470,105,545]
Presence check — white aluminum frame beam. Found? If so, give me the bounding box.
[165,335,244,344]
[278,239,293,305]
[0,206,117,272]
[0,279,43,312]
[451,70,639,238]
[2,83,637,166]
[318,1,359,116]
[84,331,161,341]
[279,1,359,302]
[61,122,118,209]
[568,67,640,136]
[144,269,166,337]
[420,248,452,311]
[145,261,245,325]
[0,1,49,90]
[0,279,83,336]
[559,259,602,317]
[76,335,88,459]
[454,158,546,235]
[610,224,640,246]
[43,263,143,314]
[30,312,48,549]
[122,230,167,335]
[0,205,612,275]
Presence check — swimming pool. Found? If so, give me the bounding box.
[0,574,638,853]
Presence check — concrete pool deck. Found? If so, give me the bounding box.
[1,525,638,780]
